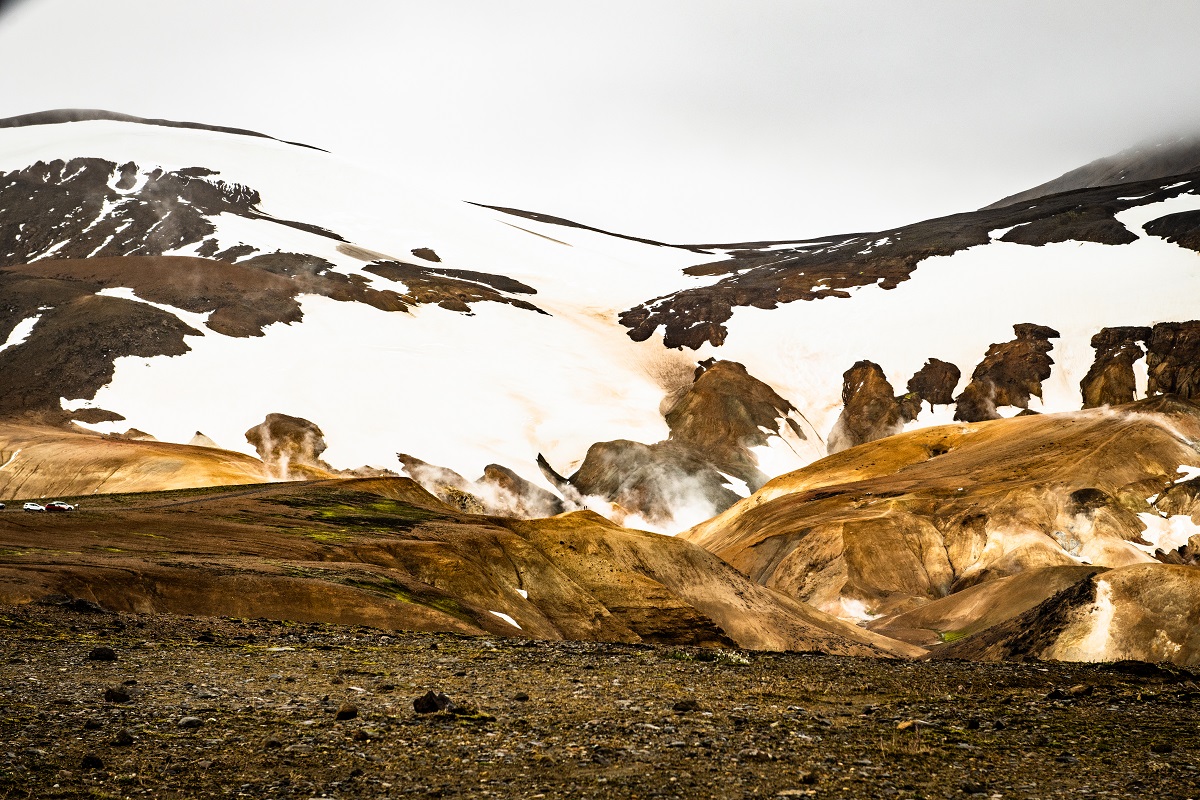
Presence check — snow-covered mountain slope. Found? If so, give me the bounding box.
[3,114,1200,531]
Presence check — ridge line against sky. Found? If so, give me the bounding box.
[1,0,1199,242]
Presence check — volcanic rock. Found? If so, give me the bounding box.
[906,358,962,409]
[1144,210,1200,253]
[954,323,1060,422]
[1080,326,1151,408]
[1146,321,1200,400]
[827,361,905,455]
[245,413,333,480]
[664,359,815,490]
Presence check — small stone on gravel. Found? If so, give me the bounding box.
[177,716,203,729]
[81,754,104,770]
[103,687,130,703]
[113,729,134,746]
[87,646,117,661]
[413,690,455,714]
[335,702,358,720]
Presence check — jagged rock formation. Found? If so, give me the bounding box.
[827,361,906,455]
[538,360,817,527]
[1080,326,1151,408]
[1146,321,1200,399]
[664,359,811,490]
[954,324,1060,422]
[398,454,567,519]
[906,358,961,409]
[245,413,333,480]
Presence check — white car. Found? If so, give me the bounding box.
[22,502,45,512]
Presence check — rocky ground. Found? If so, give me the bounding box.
[1,603,1198,799]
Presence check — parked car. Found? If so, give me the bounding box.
[0,502,5,509]
[45,501,75,512]
[22,502,45,512]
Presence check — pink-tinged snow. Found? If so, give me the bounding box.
[708,193,1200,443]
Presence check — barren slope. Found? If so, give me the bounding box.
[0,478,917,657]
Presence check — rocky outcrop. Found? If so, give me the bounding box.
[564,440,740,528]
[245,413,332,479]
[906,358,961,409]
[1080,326,1151,408]
[954,323,1059,422]
[1144,209,1200,253]
[539,360,817,528]
[827,361,905,455]
[998,208,1138,246]
[398,454,568,518]
[1146,321,1200,400]
[664,359,812,490]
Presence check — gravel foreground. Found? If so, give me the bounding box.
[1,603,1198,800]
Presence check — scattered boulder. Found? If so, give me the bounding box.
[81,754,104,770]
[87,646,117,662]
[103,687,130,703]
[335,702,358,720]
[955,323,1060,422]
[177,716,203,729]
[245,413,333,479]
[113,729,134,746]
[413,691,457,715]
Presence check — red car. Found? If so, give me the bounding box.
[44,501,75,512]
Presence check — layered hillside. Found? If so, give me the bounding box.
[0,478,916,657]
[681,397,1200,664]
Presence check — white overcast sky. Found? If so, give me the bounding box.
[1,0,1199,242]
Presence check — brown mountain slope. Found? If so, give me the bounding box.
[931,564,1200,666]
[682,397,1200,622]
[0,478,919,657]
[0,423,271,500]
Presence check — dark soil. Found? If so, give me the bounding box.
[2,604,1198,800]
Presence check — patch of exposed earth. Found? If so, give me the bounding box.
[1,605,1198,799]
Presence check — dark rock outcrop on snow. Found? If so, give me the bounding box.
[827,361,906,455]
[906,358,962,410]
[1080,326,1151,408]
[998,208,1137,246]
[954,324,1060,422]
[1143,210,1200,253]
[1146,321,1200,400]
[245,414,332,479]
[618,172,1200,350]
[0,292,198,420]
